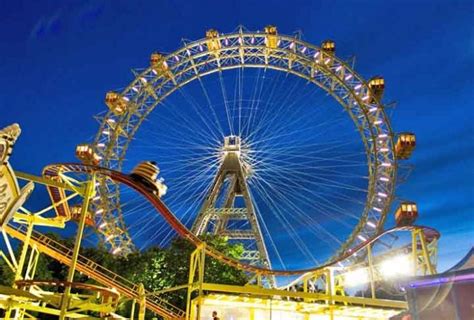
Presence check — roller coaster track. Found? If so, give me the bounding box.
[3,162,440,318]
[43,163,440,276]
[3,224,186,320]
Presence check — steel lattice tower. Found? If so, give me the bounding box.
[191,136,271,269]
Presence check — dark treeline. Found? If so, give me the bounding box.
[0,234,248,319]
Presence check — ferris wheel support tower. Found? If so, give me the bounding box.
[191,136,271,270]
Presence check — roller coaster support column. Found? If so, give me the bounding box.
[59,173,96,320]
[3,220,34,320]
[367,244,376,299]
[411,227,436,276]
[186,243,206,320]
[138,283,146,320]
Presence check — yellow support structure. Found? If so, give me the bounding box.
[59,173,96,319]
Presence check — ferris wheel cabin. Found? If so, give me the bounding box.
[75,144,101,166]
[395,133,416,160]
[395,202,418,227]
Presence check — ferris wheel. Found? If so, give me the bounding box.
[75,26,414,272]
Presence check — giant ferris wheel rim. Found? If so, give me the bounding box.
[91,26,397,268]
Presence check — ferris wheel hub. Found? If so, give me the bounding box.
[220,135,253,176]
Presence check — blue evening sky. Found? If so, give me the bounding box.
[1,0,473,271]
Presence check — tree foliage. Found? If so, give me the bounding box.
[0,234,248,319]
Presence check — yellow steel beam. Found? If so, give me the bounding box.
[14,171,84,194]
[200,283,407,309]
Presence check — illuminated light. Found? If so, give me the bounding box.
[380,147,389,152]
[354,84,362,90]
[374,120,383,125]
[92,195,100,201]
[152,69,157,75]
[357,235,367,242]
[362,95,370,101]
[139,77,147,84]
[162,61,169,68]
[97,143,105,148]
[381,162,391,167]
[251,37,255,44]
[379,255,412,279]
[106,234,114,242]
[112,247,122,255]
[99,222,107,229]
[277,40,281,46]
[367,221,377,228]
[380,176,390,182]
[301,46,307,53]
[289,42,295,49]
[96,208,104,214]
[335,65,342,72]
[345,74,353,80]
[122,96,130,102]
[378,133,388,138]
[238,37,243,45]
[373,207,382,212]
[369,107,378,112]
[174,55,179,62]
[343,268,369,287]
[102,130,110,135]
[199,44,204,51]
[324,57,331,64]
[224,38,229,46]
[313,51,320,58]
[106,118,116,124]
[378,192,388,198]
[186,49,191,56]
[132,86,139,92]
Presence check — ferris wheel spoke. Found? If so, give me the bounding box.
[256,171,361,222]
[218,71,235,135]
[253,174,350,246]
[144,106,219,148]
[250,176,321,266]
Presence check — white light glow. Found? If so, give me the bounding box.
[357,235,367,241]
[373,207,382,212]
[345,74,353,80]
[380,177,390,182]
[379,255,413,279]
[335,65,342,72]
[354,84,362,90]
[344,268,369,287]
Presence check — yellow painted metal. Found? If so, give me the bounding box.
[367,243,376,299]
[138,283,146,320]
[59,173,96,319]
[193,294,404,320]
[14,170,84,194]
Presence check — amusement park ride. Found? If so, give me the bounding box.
[0,26,439,319]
